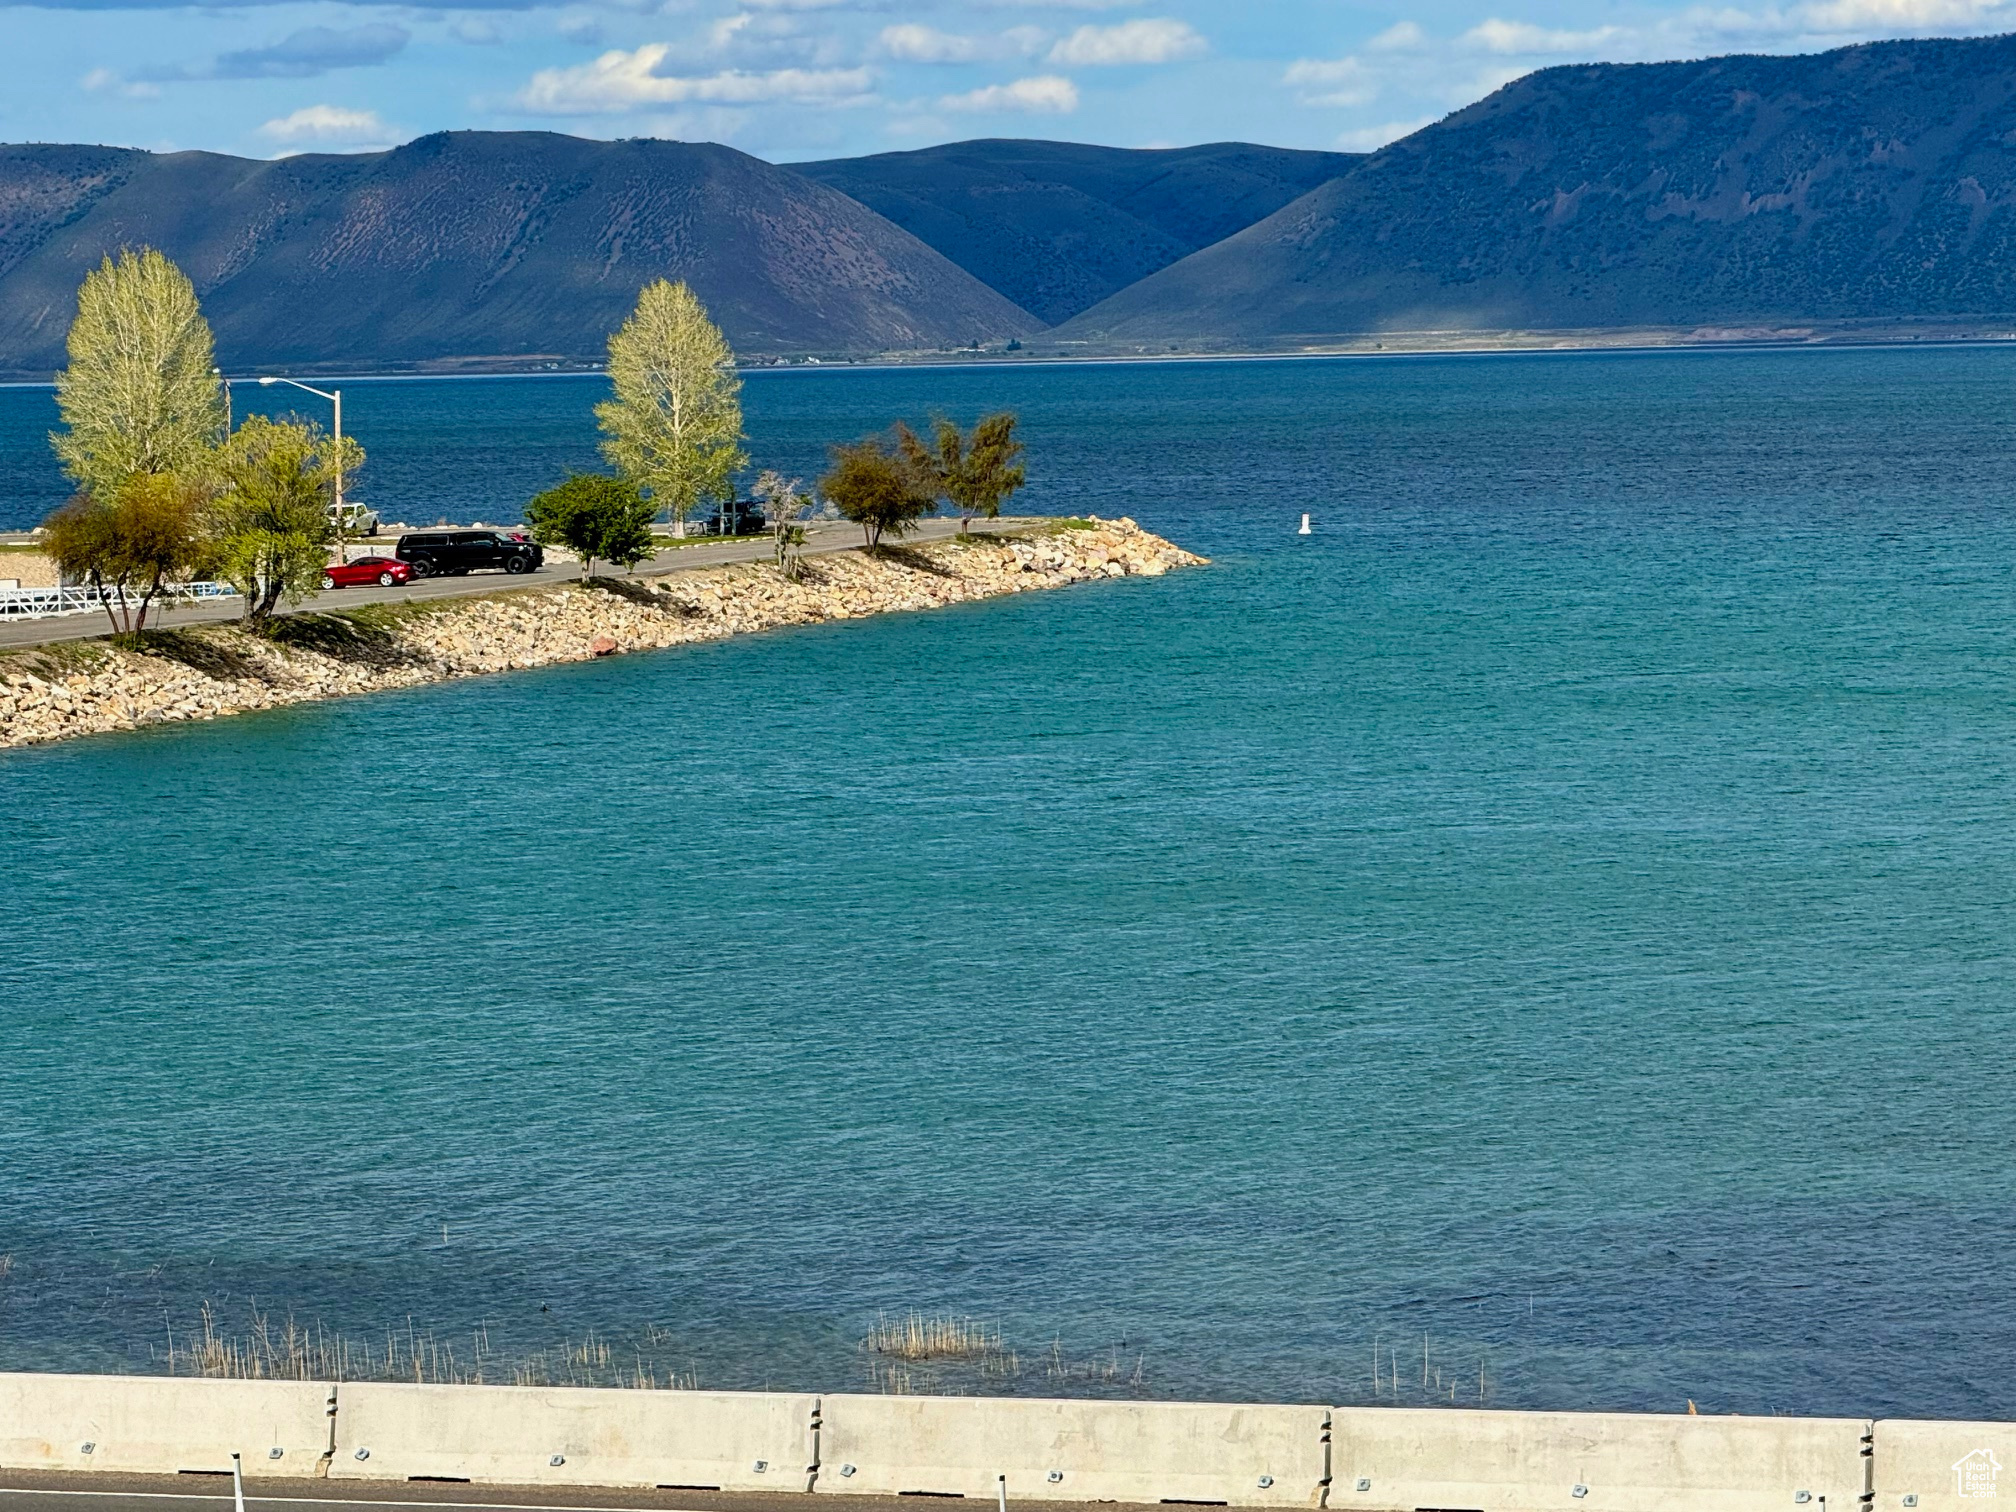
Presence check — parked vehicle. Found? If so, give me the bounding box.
[321,556,413,590]
[395,530,544,578]
[700,502,768,537]
[329,501,380,537]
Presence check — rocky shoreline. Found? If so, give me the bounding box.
[0,519,1203,751]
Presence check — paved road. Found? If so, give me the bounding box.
[0,519,1037,652]
[0,1477,1122,1512]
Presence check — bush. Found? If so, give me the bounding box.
[41,473,209,637]
[821,436,937,548]
[527,474,658,578]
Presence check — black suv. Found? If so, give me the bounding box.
[701,502,768,537]
[395,530,543,578]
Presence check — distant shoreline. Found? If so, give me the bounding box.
[5,321,2016,389]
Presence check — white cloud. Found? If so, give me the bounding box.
[708,13,755,49]
[1352,0,2016,81]
[1710,0,2016,34]
[516,45,874,113]
[700,9,849,68]
[1046,18,1204,64]
[879,23,1045,62]
[80,67,160,98]
[1283,54,1375,106]
[1336,115,1438,151]
[1286,36,1536,118]
[938,74,1079,111]
[1460,18,1628,52]
[258,104,394,143]
[882,24,981,61]
[1802,0,2002,22]
[1367,22,1429,49]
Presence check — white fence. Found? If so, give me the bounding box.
[0,582,239,621]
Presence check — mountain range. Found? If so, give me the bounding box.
[0,132,1036,376]
[5,32,2016,375]
[1058,33,2016,347]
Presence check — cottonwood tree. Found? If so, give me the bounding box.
[898,413,1027,533]
[41,473,210,638]
[211,416,353,626]
[821,436,938,548]
[597,281,747,537]
[753,470,810,579]
[527,473,658,579]
[52,249,226,502]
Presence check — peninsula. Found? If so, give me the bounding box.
[0,517,1203,750]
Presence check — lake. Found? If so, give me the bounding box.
[4,346,2016,1417]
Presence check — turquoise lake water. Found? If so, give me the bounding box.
[5,348,2016,1416]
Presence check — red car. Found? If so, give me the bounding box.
[321,556,413,590]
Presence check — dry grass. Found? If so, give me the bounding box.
[1364,1331,1490,1407]
[857,1313,1149,1396]
[863,1361,918,1396]
[1043,1339,1145,1386]
[157,1305,696,1390]
[864,1313,1009,1363]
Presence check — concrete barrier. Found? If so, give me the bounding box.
[329,1383,817,1491]
[816,1394,1329,1505]
[1329,1407,1870,1512]
[1872,1419,2016,1512]
[2,1367,1996,1512]
[0,1372,336,1476]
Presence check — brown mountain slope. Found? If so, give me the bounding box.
[0,131,1040,377]
[1056,34,2016,346]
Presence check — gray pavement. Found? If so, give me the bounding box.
[0,1475,1139,1512]
[0,519,1038,653]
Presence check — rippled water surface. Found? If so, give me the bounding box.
[5,348,2016,1417]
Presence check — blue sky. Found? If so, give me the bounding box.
[4,0,2010,164]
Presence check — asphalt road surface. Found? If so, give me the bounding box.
[0,1476,1132,1512]
[0,518,1037,653]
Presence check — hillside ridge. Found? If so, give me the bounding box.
[1057,33,2016,346]
[0,131,1039,377]
[794,138,1357,324]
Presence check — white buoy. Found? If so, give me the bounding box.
[1298,513,1312,535]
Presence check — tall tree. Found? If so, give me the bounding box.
[211,415,349,626]
[51,249,226,503]
[41,473,209,638]
[899,413,1028,534]
[527,473,658,580]
[821,436,937,548]
[597,280,747,537]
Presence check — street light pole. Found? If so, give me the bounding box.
[259,374,347,558]
[258,376,343,508]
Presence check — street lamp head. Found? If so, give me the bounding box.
[258,376,278,386]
